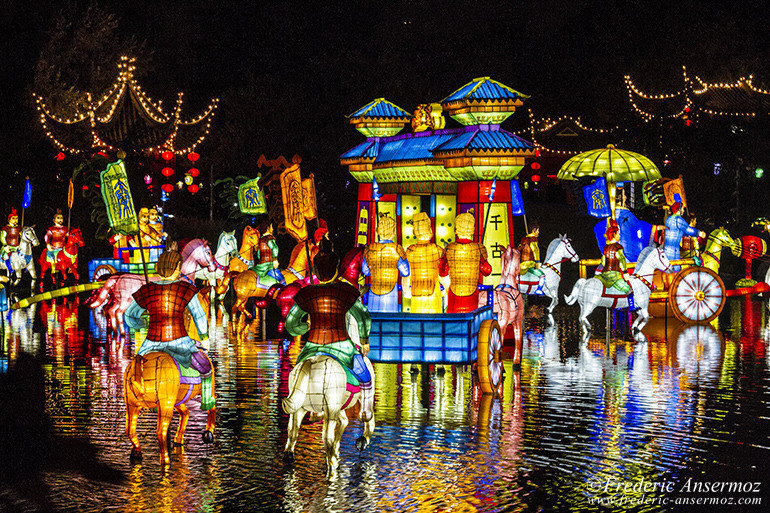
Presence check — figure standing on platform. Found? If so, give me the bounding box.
[252,218,285,284]
[1,209,21,272]
[108,230,134,262]
[665,202,705,271]
[680,213,701,259]
[440,209,492,313]
[362,214,410,312]
[124,250,215,410]
[285,219,327,282]
[147,207,167,260]
[595,218,631,295]
[517,221,544,294]
[44,209,68,271]
[405,212,445,313]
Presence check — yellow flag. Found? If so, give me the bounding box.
[302,173,318,220]
[67,179,74,208]
[663,176,687,209]
[280,163,308,242]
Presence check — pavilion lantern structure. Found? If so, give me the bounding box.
[341,77,536,285]
[33,56,219,157]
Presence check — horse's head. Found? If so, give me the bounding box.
[650,246,671,272]
[243,226,260,248]
[560,234,579,263]
[498,245,521,286]
[547,234,578,263]
[708,227,736,252]
[22,226,40,247]
[68,228,85,248]
[197,241,217,272]
[219,230,238,256]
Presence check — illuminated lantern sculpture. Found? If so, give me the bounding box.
[122,250,215,465]
[440,210,492,313]
[342,78,536,289]
[405,212,445,313]
[282,245,375,478]
[362,214,410,312]
[664,201,705,271]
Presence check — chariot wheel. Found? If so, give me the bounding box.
[668,266,726,324]
[477,319,503,395]
[91,263,117,282]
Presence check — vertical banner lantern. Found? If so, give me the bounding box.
[509,179,524,216]
[583,177,611,218]
[280,163,308,242]
[100,159,139,235]
[663,175,687,209]
[21,176,32,227]
[237,177,267,214]
[301,173,318,220]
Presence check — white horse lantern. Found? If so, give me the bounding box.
[519,235,579,314]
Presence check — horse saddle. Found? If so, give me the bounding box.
[306,349,372,391]
[519,270,544,295]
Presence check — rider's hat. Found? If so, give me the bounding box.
[8,208,17,221]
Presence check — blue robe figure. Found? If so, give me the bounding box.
[664,202,703,272]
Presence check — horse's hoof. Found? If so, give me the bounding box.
[202,430,214,444]
[130,448,143,461]
[283,451,295,462]
[355,436,369,451]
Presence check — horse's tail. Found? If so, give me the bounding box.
[282,358,314,414]
[127,354,146,399]
[564,278,585,305]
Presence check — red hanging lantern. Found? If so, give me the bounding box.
[54,152,66,161]
[188,152,200,162]
[531,174,541,183]
[162,183,174,193]
[189,167,200,177]
[188,183,200,194]
[534,149,541,158]
[531,162,541,170]
[161,150,174,161]
[162,167,174,177]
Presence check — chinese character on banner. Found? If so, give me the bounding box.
[280,163,308,242]
[100,160,138,235]
[238,177,267,214]
[583,177,611,218]
[301,173,318,220]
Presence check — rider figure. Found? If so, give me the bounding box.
[44,209,68,270]
[680,213,700,259]
[282,241,372,412]
[405,212,445,313]
[664,201,706,271]
[516,221,544,294]
[596,218,632,295]
[125,250,215,410]
[1,209,21,272]
[362,213,410,312]
[108,229,134,262]
[252,218,285,284]
[286,219,327,283]
[440,209,492,313]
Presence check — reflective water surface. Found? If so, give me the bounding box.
[1,296,769,512]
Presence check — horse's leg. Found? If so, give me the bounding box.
[632,306,649,332]
[579,301,594,331]
[546,286,559,314]
[156,399,175,465]
[283,408,306,461]
[323,413,343,479]
[125,400,143,460]
[203,363,216,443]
[173,401,190,446]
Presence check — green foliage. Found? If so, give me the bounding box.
[214,176,252,222]
[32,1,150,118]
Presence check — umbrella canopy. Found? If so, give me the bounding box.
[556,144,661,183]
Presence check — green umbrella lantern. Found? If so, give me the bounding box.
[557,144,661,217]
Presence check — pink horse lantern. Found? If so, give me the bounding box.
[493,246,524,365]
[87,239,216,335]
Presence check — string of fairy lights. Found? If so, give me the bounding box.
[34,56,219,156]
[625,66,769,121]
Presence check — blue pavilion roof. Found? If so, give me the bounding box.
[341,125,533,162]
[442,77,529,103]
[347,98,411,119]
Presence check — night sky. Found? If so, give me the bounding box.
[0,1,767,238]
